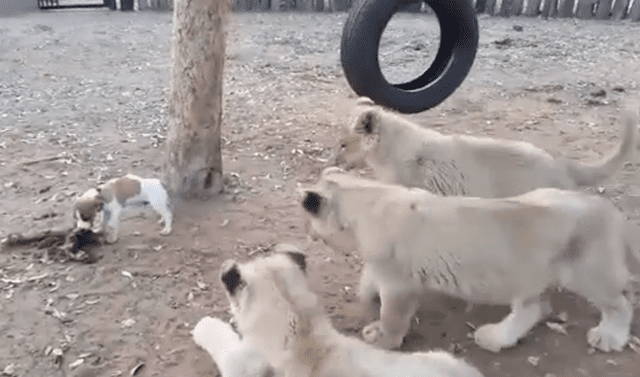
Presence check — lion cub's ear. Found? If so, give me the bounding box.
[355,110,378,135]
[285,251,307,273]
[220,259,243,295]
[302,191,325,217]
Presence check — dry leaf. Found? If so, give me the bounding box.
[546,322,568,335]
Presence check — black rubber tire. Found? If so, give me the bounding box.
[340,0,479,114]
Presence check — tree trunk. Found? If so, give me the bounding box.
[164,0,226,199]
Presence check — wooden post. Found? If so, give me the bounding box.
[164,0,226,199]
[499,0,512,15]
[484,0,497,14]
[611,0,629,18]
[575,0,596,17]
[595,0,613,18]
[558,0,575,16]
[630,0,640,20]
[509,0,525,15]
[524,0,542,16]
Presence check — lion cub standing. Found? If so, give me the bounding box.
[301,168,639,353]
[194,252,484,377]
[338,101,637,198]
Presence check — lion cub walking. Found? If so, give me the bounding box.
[194,252,484,377]
[302,168,639,353]
[338,101,637,198]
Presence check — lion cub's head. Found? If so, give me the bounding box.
[300,168,408,255]
[220,251,315,367]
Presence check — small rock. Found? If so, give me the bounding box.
[196,281,207,290]
[513,25,523,32]
[3,364,16,376]
[121,318,136,328]
[274,243,300,253]
[605,359,617,366]
[527,356,540,366]
[69,359,84,369]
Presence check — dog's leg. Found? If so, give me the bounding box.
[147,189,172,235]
[193,317,273,377]
[103,207,121,244]
[153,199,172,235]
[587,295,632,352]
[474,296,550,352]
[362,286,420,350]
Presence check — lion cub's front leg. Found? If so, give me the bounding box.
[474,296,551,353]
[362,287,421,350]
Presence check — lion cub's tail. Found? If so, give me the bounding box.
[567,109,639,187]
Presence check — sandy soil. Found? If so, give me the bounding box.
[1,8,640,377]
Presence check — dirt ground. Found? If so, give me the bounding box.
[2,8,640,377]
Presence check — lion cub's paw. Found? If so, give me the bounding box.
[362,321,384,345]
[474,324,512,353]
[587,325,628,352]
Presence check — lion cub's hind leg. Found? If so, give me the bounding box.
[474,296,551,353]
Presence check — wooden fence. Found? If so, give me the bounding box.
[475,0,640,20]
[140,0,640,21]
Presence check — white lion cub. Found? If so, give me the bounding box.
[338,101,637,198]
[196,251,484,377]
[301,168,640,353]
[192,316,274,377]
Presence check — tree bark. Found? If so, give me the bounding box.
[164,0,226,199]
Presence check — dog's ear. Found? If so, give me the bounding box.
[356,110,377,135]
[220,259,243,295]
[301,191,325,217]
[285,251,307,273]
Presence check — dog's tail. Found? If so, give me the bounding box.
[567,109,638,187]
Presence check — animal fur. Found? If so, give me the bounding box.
[301,168,640,353]
[338,101,638,198]
[192,317,274,377]
[211,252,484,377]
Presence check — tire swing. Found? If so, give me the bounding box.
[340,0,479,114]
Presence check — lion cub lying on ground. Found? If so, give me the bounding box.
[194,252,484,377]
[339,101,637,198]
[302,168,640,353]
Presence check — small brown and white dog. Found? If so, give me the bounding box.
[73,174,173,243]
